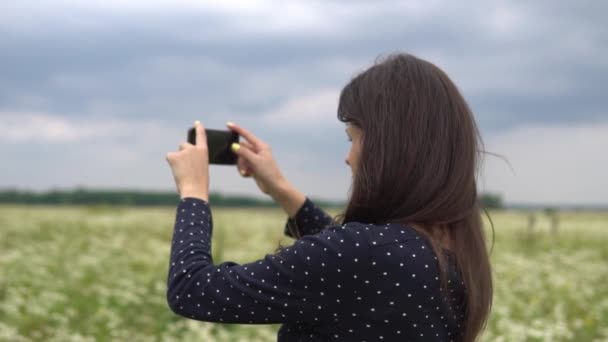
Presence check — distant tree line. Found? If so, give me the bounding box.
[0,188,345,208]
[0,188,504,209]
[479,193,504,209]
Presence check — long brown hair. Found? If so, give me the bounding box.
[332,52,493,342]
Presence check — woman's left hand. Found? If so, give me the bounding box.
[166,120,210,202]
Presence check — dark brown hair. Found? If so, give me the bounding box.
[332,52,493,342]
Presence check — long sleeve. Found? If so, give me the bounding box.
[283,196,336,239]
[166,197,369,325]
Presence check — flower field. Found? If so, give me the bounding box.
[1,204,606,341]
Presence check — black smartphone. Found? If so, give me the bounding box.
[188,127,239,165]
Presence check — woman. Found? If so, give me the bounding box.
[165,53,493,342]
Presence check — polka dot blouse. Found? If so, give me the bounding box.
[167,196,467,341]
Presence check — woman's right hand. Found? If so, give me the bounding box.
[226,122,288,197]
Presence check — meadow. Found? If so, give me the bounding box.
[0,204,607,341]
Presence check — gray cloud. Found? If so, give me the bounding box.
[1,0,607,203]
[2,0,606,128]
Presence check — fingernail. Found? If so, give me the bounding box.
[239,169,246,176]
[226,121,234,126]
[194,120,200,125]
[231,142,240,152]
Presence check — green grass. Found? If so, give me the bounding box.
[0,205,606,341]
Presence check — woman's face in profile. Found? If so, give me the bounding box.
[345,123,362,175]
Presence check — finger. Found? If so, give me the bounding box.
[236,154,252,177]
[231,142,258,166]
[226,122,265,150]
[194,120,207,147]
[237,164,251,177]
[166,151,177,163]
[240,140,257,152]
[179,142,190,151]
[237,140,255,176]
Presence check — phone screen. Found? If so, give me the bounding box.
[188,127,239,165]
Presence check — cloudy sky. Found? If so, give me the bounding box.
[0,0,606,205]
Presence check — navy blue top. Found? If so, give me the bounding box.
[167,196,466,341]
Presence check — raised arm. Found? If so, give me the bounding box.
[222,122,337,239]
[166,197,368,325]
[269,181,336,239]
[283,196,336,239]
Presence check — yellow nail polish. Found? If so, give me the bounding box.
[226,121,234,126]
[194,120,200,125]
[231,142,240,151]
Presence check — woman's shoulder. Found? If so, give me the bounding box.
[320,220,429,250]
[315,221,443,282]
